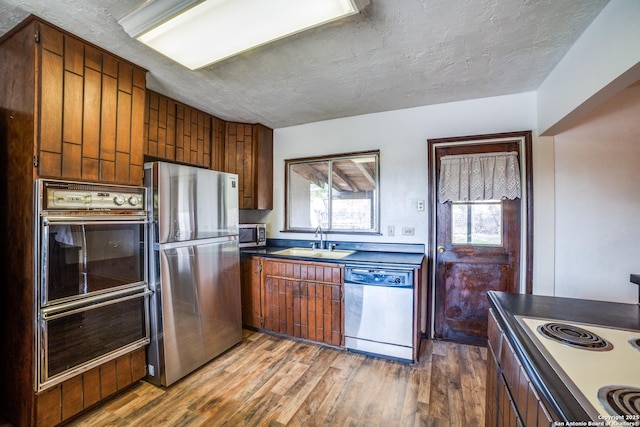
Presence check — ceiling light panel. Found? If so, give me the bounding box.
[121,0,369,70]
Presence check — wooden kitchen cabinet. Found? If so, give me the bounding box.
[144,89,177,162]
[261,258,343,347]
[142,96,272,207]
[175,103,212,168]
[224,122,273,209]
[144,90,213,169]
[143,91,216,169]
[32,20,146,185]
[240,256,262,329]
[485,309,555,427]
[0,16,147,427]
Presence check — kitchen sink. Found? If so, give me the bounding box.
[272,247,354,259]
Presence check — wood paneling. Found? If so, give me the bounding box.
[175,103,211,167]
[144,91,216,168]
[485,309,556,426]
[240,256,262,329]
[0,20,39,427]
[34,347,147,427]
[35,23,146,185]
[211,117,226,171]
[144,90,177,161]
[223,122,273,209]
[61,375,83,420]
[253,123,273,209]
[82,368,101,409]
[39,48,63,171]
[262,259,343,347]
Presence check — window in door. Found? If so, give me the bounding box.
[451,201,503,246]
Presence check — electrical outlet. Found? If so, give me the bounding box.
[388,225,395,236]
[416,200,425,211]
[402,227,415,236]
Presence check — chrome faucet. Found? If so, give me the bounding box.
[314,225,324,250]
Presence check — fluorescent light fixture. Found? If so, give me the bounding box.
[119,0,369,70]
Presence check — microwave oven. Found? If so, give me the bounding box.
[239,223,267,248]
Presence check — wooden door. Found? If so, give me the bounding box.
[428,132,532,346]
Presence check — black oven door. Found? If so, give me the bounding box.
[41,219,146,305]
[38,285,150,391]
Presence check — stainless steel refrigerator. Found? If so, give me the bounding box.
[145,161,242,387]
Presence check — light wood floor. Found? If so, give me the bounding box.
[67,330,487,426]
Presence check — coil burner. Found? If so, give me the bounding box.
[537,322,613,351]
[598,386,640,418]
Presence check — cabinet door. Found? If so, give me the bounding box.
[262,259,343,346]
[224,122,253,208]
[211,117,226,171]
[144,90,176,161]
[262,273,288,334]
[298,281,342,346]
[252,123,273,209]
[223,122,273,209]
[240,256,262,329]
[176,103,212,168]
[37,23,146,185]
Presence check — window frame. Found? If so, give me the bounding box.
[284,150,381,234]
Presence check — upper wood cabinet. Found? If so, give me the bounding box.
[224,122,273,209]
[143,91,213,169]
[175,103,212,168]
[144,90,177,162]
[33,21,146,185]
[142,94,273,209]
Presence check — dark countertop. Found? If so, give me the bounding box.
[241,246,425,268]
[631,274,640,285]
[488,291,640,422]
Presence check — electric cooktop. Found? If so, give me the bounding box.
[516,316,640,425]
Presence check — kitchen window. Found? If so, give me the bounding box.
[285,151,380,233]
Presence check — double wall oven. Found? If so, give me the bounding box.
[35,180,150,392]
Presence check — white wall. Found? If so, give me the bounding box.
[256,93,537,249]
[531,135,556,296]
[537,0,640,135]
[553,85,640,303]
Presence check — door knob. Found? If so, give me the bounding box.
[437,246,445,253]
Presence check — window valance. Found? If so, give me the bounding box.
[438,151,521,203]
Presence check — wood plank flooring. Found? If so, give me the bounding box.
[66,330,487,426]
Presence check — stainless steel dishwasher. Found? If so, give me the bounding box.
[344,265,414,362]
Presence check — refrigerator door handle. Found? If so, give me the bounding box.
[155,235,238,250]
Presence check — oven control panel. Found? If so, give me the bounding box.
[41,180,145,211]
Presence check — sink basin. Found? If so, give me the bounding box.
[272,247,354,259]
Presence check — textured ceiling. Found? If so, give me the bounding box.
[0,0,609,129]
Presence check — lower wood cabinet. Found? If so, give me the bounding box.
[486,309,555,427]
[240,256,262,329]
[36,348,146,427]
[253,258,344,347]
